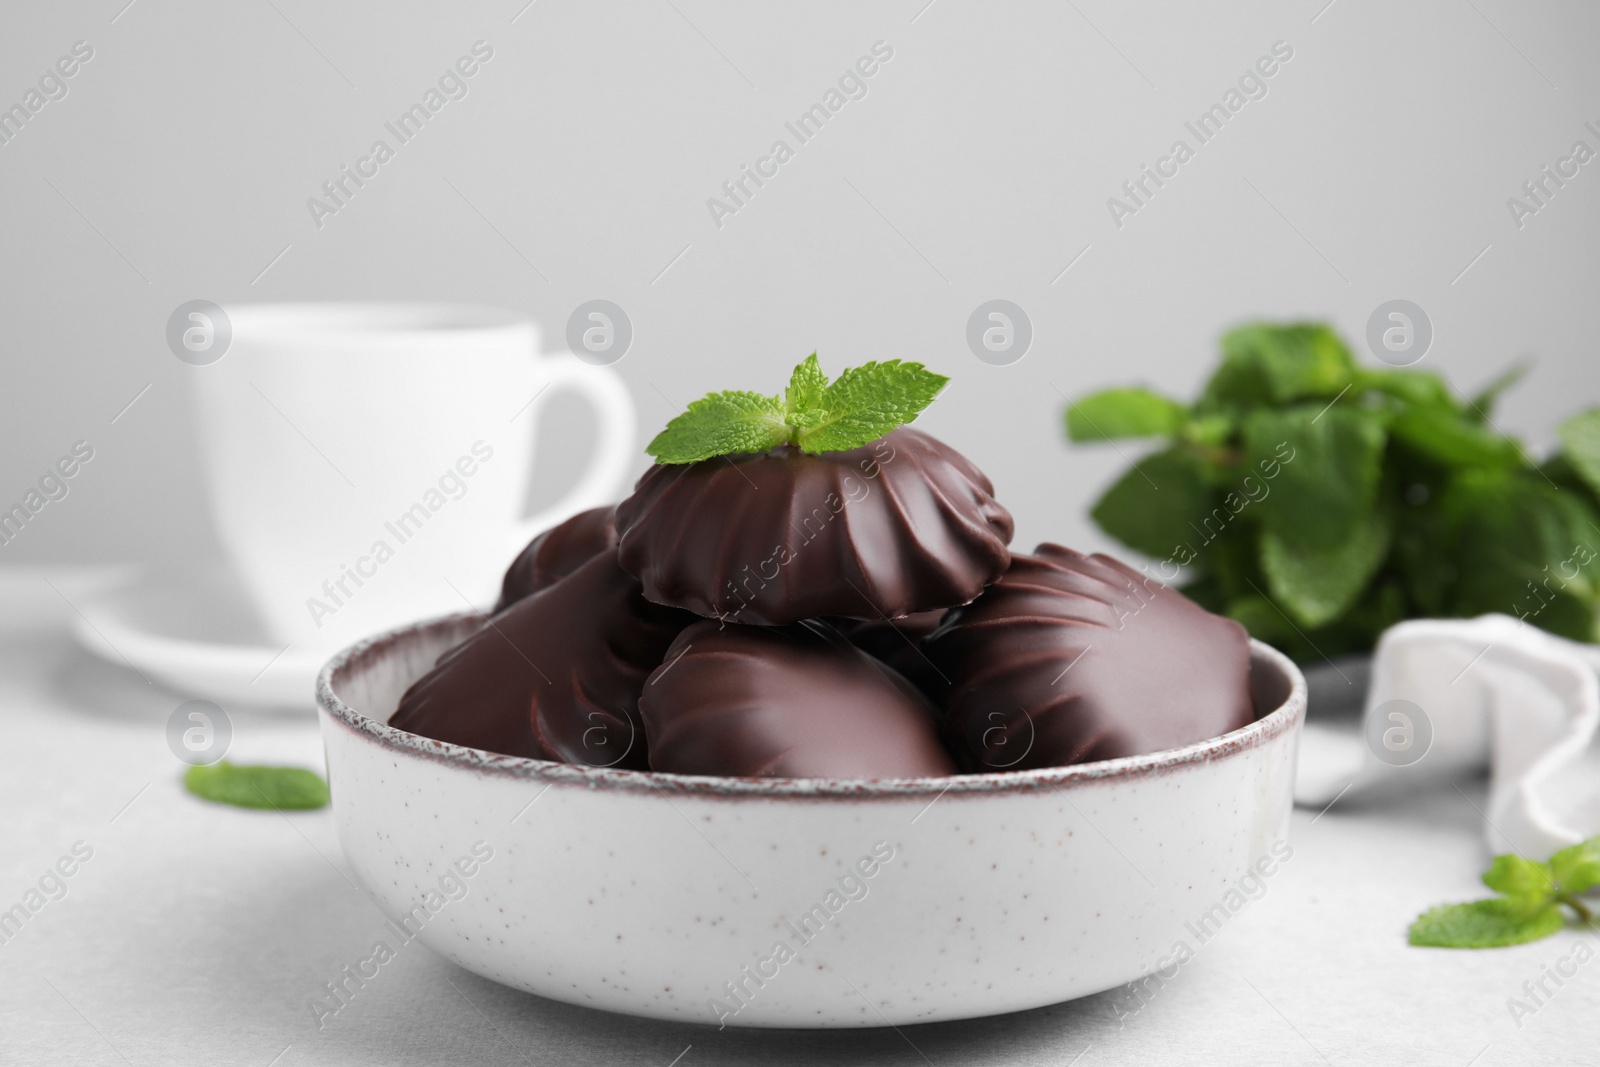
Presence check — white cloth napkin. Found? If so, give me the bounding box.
[1294,614,1600,859]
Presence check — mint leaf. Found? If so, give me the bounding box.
[1551,836,1600,895]
[646,390,788,464]
[1201,323,1356,410]
[1391,501,1458,617]
[1389,406,1523,470]
[1359,368,1459,412]
[1444,473,1600,642]
[1548,491,1600,591]
[1482,854,1557,907]
[1245,405,1387,551]
[1409,898,1566,948]
[184,760,330,810]
[1184,413,1234,448]
[1557,409,1600,500]
[1259,508,1392,628]
[1088,447,1214,561]
[785,353,828,426]
[795,360,948,454]
[1066,388,1187,442]
[1468,361,1530,419]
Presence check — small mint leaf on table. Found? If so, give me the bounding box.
[1409,835,1600,949]
[646,390,788,464]
[184,760,330,810]
[1551,836,1600,899]
[1481,854,1557,907]
[1408,898,1566,948]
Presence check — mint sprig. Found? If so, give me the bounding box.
[1064,322,1600,660]
[647,354,948,464]
[184,760,331,811]
[1408,837,1599,948]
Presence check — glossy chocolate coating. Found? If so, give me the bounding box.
[392,550,692,768]
[495,506,617,612]
[925,544,1254,771]
[640,619,957,778]
[831,609,949,697]
[615,427,1014,626]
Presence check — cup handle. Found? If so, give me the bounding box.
[505,361,636,556]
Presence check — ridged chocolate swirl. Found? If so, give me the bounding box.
[615,426,1014,625]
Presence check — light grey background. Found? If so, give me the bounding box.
[1,0,1597,569]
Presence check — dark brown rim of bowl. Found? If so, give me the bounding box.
[317,612,1307,799]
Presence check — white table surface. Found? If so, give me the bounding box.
[1,570,1595,1066]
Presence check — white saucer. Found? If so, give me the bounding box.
[72,562,335,713]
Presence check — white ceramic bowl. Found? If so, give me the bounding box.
[317,614,1306,1029]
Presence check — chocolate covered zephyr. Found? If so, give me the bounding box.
[616,427,1013,625]
[925,545,1254,771]
[392,550,692,768]
[391,355,1258,783]
[640,619,957,778]
[495,505,617,611]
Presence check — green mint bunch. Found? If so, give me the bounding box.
[184,760,331,810]
[1066,322,1600,661]
[1410,836,1599,948]
[646,354,949,464]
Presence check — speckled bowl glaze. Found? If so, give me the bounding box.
[316,614,1305,1029]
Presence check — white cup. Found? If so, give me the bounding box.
[187,303,634,655]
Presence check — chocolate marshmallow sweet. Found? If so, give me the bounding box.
[495,506,618,612]
[615,427,1013,625]
[640,619,957,778]
[925,544,1254,771]
[393,549,692,768]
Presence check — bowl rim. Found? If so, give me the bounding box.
[317,611,1307,799]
